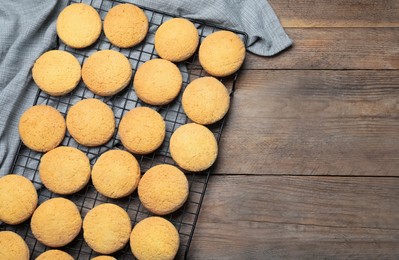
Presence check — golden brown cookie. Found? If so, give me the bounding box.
[182,76,230,125]
[104,3,148,48]
[130,217,179,260]
[57,3,102,48]
[31,198,82,247]
[19,105,66,152]
[133,59,182,105]
[170,123,218,172]
[32,50,81,96]
[118,107,165,154]
[36,250,73,260]
[199,30,246,77]
[138,164,188,215]
[83,203,131,254]
[39,146,91,195]
[91,256,116,260]
[155,18,199,62]
[0,231,30,260]
[66,98,115,147]
[82,50,132,96]
[92,150,140,199]
[0,175,38,225]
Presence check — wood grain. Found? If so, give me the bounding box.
[214,70,399,176]
[189,175,399,259]
[268,0,399,27]
[243,28,399,69]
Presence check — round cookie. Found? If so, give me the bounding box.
[182,76,230,125]
[82,50,132,96]
[155,18,199,62]
[92,150,140,199]
[39,146,91,195]
[19,105,66,152]
[32,50,81,96]
[104,3,148,48]
[83,203,131,254]
[66,98,115,147]
[0,231,30,260]
[133,59,182,105]
[138,164,188,215]
[118,107,165,154]
[57,3,102,48]
[36,250,73,260]
[31,198,82,247]
[130,217,179,260]
[0,175,38,225]
[199,30,246,77]
[91,256,116,260]
[170,123,218,172]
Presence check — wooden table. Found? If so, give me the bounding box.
[188,1,399,258]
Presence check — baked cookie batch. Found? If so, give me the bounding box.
[5,2,246,260]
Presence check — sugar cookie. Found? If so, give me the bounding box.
[57,3,102,48]
[0,175,38,225]
[92,150,140,198]
[36,250,73,260]
[82,50,132,96]
[19,105,66,152]
[139,164,188,215]
[39,146,91,195]
[199,30,245,77]
[133,59,182,105]
[130,217,179,260]
[83,203,131,254]
[118,107,165,154]
[182,76,230,125]
[104,3,148,48]
[0,231,30,260]
[66,98,115,147]
[32,50,81,96]
[170,123,218,172]
[91,256,116,260]
[31,198,82,247]
[155,18,199,62]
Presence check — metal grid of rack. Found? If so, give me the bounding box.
[0,0,247,259]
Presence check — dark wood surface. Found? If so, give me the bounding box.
[189,1,399,259]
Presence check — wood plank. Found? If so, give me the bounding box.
[189,175,399,259]
[215,70,399,176]
[268,0,399,27]
[243,28,399,70]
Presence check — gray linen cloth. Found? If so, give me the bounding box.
[0,0,292,176]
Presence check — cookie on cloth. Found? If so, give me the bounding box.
[19,105,66,152]
[170,123,218,172]
[104,3,148,48]
[182,76,230,125]
[0,175,38,225]
[138,164,188,215]
[83,203,131,254]
[92,150,140,199]
[155,18,199,62]
[39,146,91,195]
[82,50,132,96]
[133,59,182,105]
[36,250,74,260]
[66,98,115,147]
[118,107,165,155]
[57,3,102,48]
[0,231,30,260]
[199,30,246,77]
[31,198,82,247]
[130,217,179,260]
[32,50,81,96]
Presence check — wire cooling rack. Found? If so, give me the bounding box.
[0,0,247,259]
